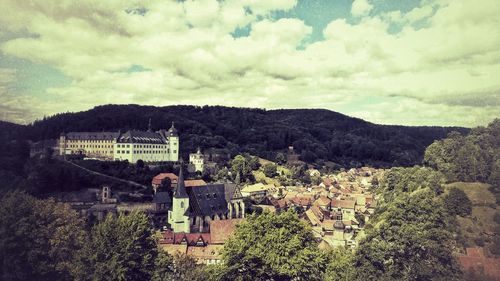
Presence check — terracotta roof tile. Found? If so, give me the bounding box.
[152,173,178,186]
[209,219,242,244]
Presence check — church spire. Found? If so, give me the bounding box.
[174,161,188,198]
[147,118,152,132]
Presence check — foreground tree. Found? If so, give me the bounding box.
[354,190,462,281]
[0,191,86,281]
[77,212,159,281]
[324,247,355,281]
[221,210,326,281]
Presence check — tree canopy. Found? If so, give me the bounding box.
[0,191,86,281]
[424,119,499,184]
[221,210,327,281]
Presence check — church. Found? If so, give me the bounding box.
[166,167,245,233]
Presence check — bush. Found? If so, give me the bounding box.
[443,187,472,217]
[494,212,500,224]
[474,236,485,247]
[263,163,278,178]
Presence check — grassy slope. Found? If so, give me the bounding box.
[444,182,498,253]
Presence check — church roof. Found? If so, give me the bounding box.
[187,183,229,217]
[209,219,242,244]
[185,179,207,187]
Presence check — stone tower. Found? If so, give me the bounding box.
[167,122,179,162]
[168,164,190,233]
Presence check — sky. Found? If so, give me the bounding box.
[0,0,499,127]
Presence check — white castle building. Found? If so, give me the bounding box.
[59,121,179,163]
[189,147,205,173]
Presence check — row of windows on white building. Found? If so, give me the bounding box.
[116,149,177,154]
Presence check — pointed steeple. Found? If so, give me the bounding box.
[168,121,178,137]
[147,118,152,132]
[174,161,188,198]
[235,170,241,185]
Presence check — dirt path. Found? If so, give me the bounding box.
[63,160,149,190]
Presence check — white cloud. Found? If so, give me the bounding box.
[351,0,373,17]
[0,0,498,127]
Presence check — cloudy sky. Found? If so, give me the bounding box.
[0,0,498,127]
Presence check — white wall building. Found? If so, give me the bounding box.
[60,122,179,163]
[189,147,205,173]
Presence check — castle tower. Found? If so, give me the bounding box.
[167,122,179,162]
[59,132,66,156]
[168,163,190,233]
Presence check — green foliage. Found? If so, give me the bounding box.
[494,211,500,224]
[151,250,174,281]
[0,191,86,281]
[354,190,462,281]
[275,152,286,165]
[221,210,326,281]
[424,119,499,184]
[262,163,278,178]
[489,236,500,255]
[443,187,472,217]
[230,154,258,183]
[324,247,355,281]
[167,253,215,281]
[377,166,446,205]
[78,212,159,281]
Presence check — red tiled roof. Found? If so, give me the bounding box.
[290,196,313,207]
[209,219,242,244]
[270,198,287,209]
[331,199,355,209]
[458,247,500,278]
[323,178,333,187]
[185,179,207,187]
[152,173,178,185]
[160,230,211,245]
[314,196,331,207]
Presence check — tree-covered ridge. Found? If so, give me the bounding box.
[424,118,499,184]
[6,104,467,167]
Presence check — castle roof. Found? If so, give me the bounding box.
[65,132,119,140]
[117,130,167,144]
[167,122,178,137]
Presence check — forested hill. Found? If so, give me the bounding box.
[5,104,468,167]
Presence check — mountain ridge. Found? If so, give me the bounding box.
[2,104,469,167]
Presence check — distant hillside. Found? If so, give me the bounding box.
[3,104,468,167]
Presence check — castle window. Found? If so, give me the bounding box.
[181,202,184,208]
